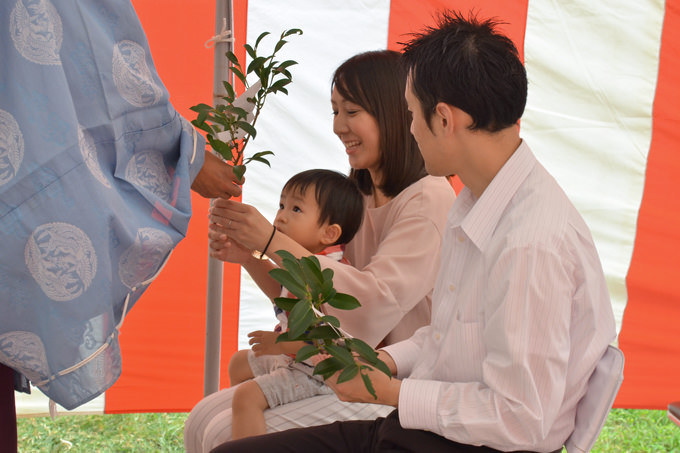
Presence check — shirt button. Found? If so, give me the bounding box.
[457,235,465,242]
[434,332,441,341]
[448,284,455,292]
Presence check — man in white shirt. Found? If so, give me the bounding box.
[213,10,616,453]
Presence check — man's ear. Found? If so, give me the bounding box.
[320,223,342,246]
[434,102,455,134]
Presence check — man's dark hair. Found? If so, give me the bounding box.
[402,10,527,132]
[332,50,427,198]
[283,169,364,245]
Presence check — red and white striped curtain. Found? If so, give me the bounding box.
[18,0,679,415]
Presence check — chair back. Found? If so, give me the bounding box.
[564,345,624,453]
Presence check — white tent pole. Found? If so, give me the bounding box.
[204,0,233,397]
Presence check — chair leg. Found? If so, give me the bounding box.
[668,401,680,428]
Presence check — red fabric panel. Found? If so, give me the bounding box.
[106,0,246,413]
[387,1,528,59]
[617,1,680,409]
[387,1,529,195]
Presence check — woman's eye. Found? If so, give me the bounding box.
[331,110,338,116]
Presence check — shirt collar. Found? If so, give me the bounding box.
[453,140,537,251]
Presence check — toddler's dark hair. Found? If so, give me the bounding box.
[283,169,364,245]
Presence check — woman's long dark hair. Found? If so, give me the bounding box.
[332,50,427,198]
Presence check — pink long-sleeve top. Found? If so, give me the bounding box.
[316,175,455,348]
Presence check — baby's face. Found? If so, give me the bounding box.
[274,187,328,253]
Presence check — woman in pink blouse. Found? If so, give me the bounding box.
[184,50,455,452]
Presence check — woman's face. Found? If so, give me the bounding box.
[331,87,381,178]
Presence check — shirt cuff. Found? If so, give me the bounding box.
[382,340,422,379]
[398,378,443,434]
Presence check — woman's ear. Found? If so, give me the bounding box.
[320,223,342,246]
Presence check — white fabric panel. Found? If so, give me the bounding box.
[16,386,104,416]
[238,0,391,348]
[521,0,664,333]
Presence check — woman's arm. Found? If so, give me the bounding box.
[315,178,455,347]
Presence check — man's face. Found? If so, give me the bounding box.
[405,77,448,176]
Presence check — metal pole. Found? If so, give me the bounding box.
[204,0,233,397]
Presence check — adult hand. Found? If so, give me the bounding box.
[322,351,401,406]
[208,199,273,253]
[248,330,286,357]
[191,150,243,199]
[208,235,253,264]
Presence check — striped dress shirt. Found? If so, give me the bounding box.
[384,140,616,452]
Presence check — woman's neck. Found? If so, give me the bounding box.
[372,189,390,208]
[368,169,390,207]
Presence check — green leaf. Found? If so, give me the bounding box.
[225,106,249,120]
[313,357,343,380]
[225,51,241,68]
[245,155,272,167]
[276,60,299,71]
[295,344,320,362]
[279,255,305,278]
[307,325,341,340]
[274,39,287,53]
[206,136,231,159]
[269,79,291,94]
[283,28,303,38]
[233,164,246,182]
[254,31,271,48]
[319,315,340,328]
[372,359,393,378]
[327,293,361,310]
[275,250,298,263]
[274,331,288,343]
[360,370,378,399]
[251,150,275,159]
[346,339,392,377]
[336,364,359,384]
[269,269,307,300]
[247,56,267,75]
[244,43,257,61]
[288,300,316,339]
[235,120,257,138]
[230,65,247,85]
[190,103,214,113]
[222,81,235,102]
[325,343,355,366]
[300,256,324,295]
[259,67,271,89]
[273,296,298,312]
[191,120,214,136]
[346,338,377,361]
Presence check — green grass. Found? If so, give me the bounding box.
[16,409,680,452]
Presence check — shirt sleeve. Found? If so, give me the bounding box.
[381,325,430,378]
[399,243,575,450]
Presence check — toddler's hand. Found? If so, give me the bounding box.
[248,330,284,356]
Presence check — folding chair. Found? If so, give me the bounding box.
[668,401,680,427]
[564,345,624,453]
